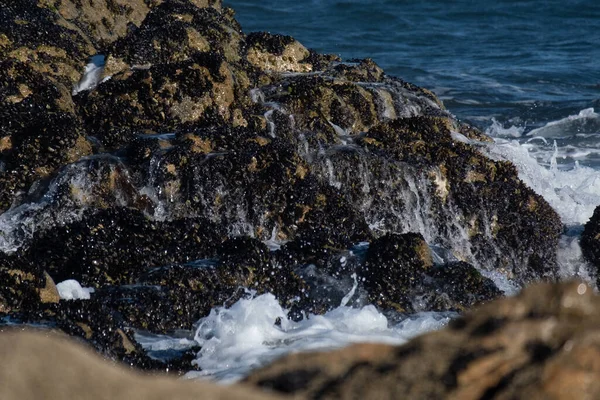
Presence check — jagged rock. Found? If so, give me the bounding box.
[0,0,95,87]
[38,0,153,48]
[7,207,223,287]
[413,261,503,312]
[0,266,44,313]
[95,237,308,332]
[24,154,154,211]
[246,281,600,399]
[104,0,242,70]
[0,1,95,212]
[245,32,312,73]
[253,59,454,140]
[358,116,562,281]
[38,271,60,304]
[0,59,91,212]
[581,205,600,285]
[77,52,247,149]
[360,232,433,311]
[0,331,283,400]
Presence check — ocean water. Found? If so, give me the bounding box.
[3,0,600,383]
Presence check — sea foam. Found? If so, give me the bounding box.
[185,292,453,382]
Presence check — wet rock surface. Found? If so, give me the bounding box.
[581,205,600,286]
[246,281,600,399]
[0,0,564,379]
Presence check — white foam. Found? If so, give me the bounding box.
[73,55,106,95]
[56,279,94,300]
[484,111,600,282]
[187,292,452,382]
[527,108,600,138]
[134,332,197,352]
[483,137,600,226]
[486,118,524,138]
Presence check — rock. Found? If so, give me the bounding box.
[581,205,600,285]
[7,207,223,287]
[0,250,61,313]
[92,237,308,332]
[246,281,600,399]
[77,52,244,149]
[0,330,283,400]
[0,59,91,212]
[414,261,503,312]
[360,233,433,311]
[0,266,45,313]
[254,59,454,139]
[105,0,242,69]
[38,271,60,304]
[38,0,152,48]
[358,116,562,281]
[0,0,95,87]
[245,32,312,73]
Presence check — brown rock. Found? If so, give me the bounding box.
[0,330,283,400]
[246,32,312,73]
[38,0,152,47]
[246,281,600,399]
[38,271,60,304]
[2,1,96,87]
[77,53,241,148]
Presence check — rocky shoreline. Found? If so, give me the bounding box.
[1,0,600,397]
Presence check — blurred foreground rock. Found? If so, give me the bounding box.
[246,281,600,399]
[0,330,283,400]
[4,282,599,400]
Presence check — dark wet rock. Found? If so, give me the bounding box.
[108,237,309,332]
[360,233,433,312]
[26,154,154,212]
[253,59,456,142]
[104,0,241,71]
[330,58,385,83]
[0,60,91,212]
[217,237,306,304]
[290,246,369,315]
[581,205,600,284]
[358,116,562,282]
[0,0,95,87]
[77,52,247,149]
[0,266,47,313]
[7,207,223,287]
[414,261,503,312]
[246,281,600,400]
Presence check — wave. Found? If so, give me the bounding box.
[527,108,600,138]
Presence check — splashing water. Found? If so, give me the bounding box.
[184,292,454,383]
[482,111,600,281]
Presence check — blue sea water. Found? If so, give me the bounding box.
[228,0,600,152]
